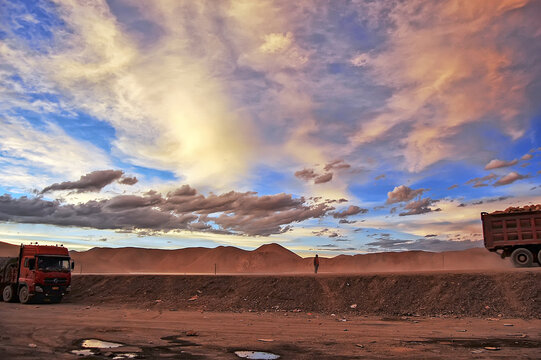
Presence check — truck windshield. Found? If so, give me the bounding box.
[37,256,70,272]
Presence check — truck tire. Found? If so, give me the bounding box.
[18,286,30,304]
[511,248,533,268]
[2,285,16,302]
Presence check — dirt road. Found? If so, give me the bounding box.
[1,303,540,359]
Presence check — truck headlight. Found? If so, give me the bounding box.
[35,285,43,293]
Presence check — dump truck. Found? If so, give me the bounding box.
[1,244,74,304]
[482,205,541,267]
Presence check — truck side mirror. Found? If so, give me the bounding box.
[71,261,75,270]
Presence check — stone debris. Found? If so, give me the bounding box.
[188,295,198,301]
[490,204,541,214]
[350,304,357,309]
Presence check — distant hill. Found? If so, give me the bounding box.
[0,241,511,273]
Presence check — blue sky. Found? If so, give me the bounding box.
[0,0,540,256]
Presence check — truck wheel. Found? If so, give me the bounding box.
[511,248,533,268]
[18,286,30,304]
[2,285,16,302]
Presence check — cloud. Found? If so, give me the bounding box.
[494,172,530,186]
[118,176,138,185]
[294,168,318,181]
[332,205,368,218]
[0,186,333,236]
[350,53,369,67]
[339,219,356,224]
[314,173,333,184]
[366,235,482,252]
[40,170,133,193]
[351,0,538,172]
[375,174,386,181]
[399,198,441,216]
[466,173,498,187]
[386,185,426,204]
[323,160,351,172]
[484,158,518,170]
[259,32,294,54]
[521,153,533,161]
[0,117,112,190]
[447,184,458,190]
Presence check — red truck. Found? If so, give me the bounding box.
[1,244,74,304]
[482,208,541,267]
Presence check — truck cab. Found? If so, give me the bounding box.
[1,244,74,304]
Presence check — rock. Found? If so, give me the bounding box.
[28,343,37,348]
[186,330,198,336]
[355,344,364,348]
[350,304,357,309]
[188,295,198,301]
[484,347,501,351]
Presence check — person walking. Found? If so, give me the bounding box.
[314,254,320,274]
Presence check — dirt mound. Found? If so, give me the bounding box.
[68,271,541,318]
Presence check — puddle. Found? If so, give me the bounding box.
[234,350,280,359]
[112,353,138,359]
[71,349,95,356]
[81,339,123,349]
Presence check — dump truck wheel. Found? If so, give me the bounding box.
[511,248,533,268]
[2,285,16,302]
[18,286,30,304]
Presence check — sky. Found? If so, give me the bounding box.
[0,0,540,256]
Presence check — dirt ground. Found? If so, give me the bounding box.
[1,302,540,359]
[1,271,540,359]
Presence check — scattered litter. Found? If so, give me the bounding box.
[412,320,419,324]
[331,313,336,317]
[307,313,313,316]
[81,339,123,349]
[292,309,302,313]
[350,304,357,309]
[339,318,347,322]
[471,349,484,354]
[28,343,37,348]
[185,331,198,337]
[112,354,137,359]
[484,305,490,309]
[503,324,514,327]
[343,329,348,331]
[234,350,280,359]
[169,308,178,311]
[484,347,501,351]
[188,295,199,301]
[507,333,527,338]
[456,329,467,332]
[258,339,274,342]
[155,299,162,303]
[71,349,94,356]
[196,290,202,294]
[355,344,364,348]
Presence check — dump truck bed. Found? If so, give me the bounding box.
[482,210,541,250]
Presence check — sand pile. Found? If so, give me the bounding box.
[69,244,511,274]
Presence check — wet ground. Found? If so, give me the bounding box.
[1,303,540,359]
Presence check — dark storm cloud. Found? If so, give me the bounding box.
[40,170,138,193]
[332,205,368,218]
[399,198,441,216]
[386,185,426,204]
[1,186,333,236]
